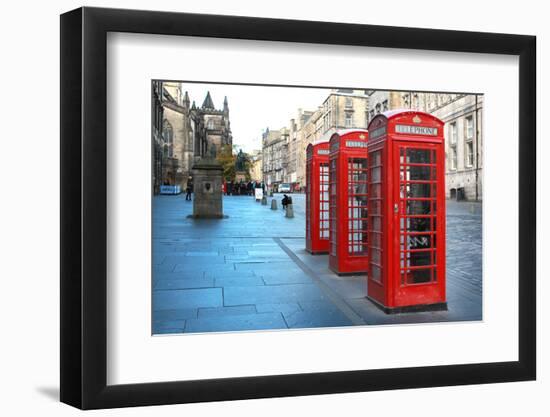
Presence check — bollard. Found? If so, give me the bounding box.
[285,204,294,218]
[271,199,278,210]
[261,196,268,205]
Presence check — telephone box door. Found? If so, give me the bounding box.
[392,142,446,306]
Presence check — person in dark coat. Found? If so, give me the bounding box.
[282,194,290,209]
[185,183,193,201]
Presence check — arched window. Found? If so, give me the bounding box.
[163,120,173,144]
[163,144,169,158]
[207,119,215,130]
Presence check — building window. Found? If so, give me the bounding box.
[163,120,173,144]
[382,100,388,112]
[345,97,353,108]
[450,122,457,145]
[207,119,215,129]
[450,146,457,170]
[375,103,381,114]
[466,115,474,139]
[345,113,353,128]
[466,141,474,167]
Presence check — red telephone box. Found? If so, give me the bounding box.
[306,141,330,254]
[366,110,447,313]
[328,129,369,275]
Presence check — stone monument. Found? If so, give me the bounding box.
[235,149,248,182]
[190,148,224,218]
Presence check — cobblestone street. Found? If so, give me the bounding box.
[152,193,482,334]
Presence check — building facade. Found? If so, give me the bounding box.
[293,89,370,188]
[249,150,263,182]
[152,81,232,193]
[367,91,483,200]
[262,128,288,188]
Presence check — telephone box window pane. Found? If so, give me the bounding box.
[406,217,431,232]
[370,232,381,248]
[347,157,368,256]
[407,234,432,250]
[372,150,381,166]
[409,165,432,180]
[409,251,432,267]
[407,148,430,163]
[372,166,381,182]
[319,163,329,239]
[406,200,432,215]
[405,269,432,284]
[401,183,432,199]
[372,265,381,282]
[371,248,381,264]
[373,216,381,232]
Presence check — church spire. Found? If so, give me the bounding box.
[183,91,190,105]
[223,96,229,114]
[202,91,215,109]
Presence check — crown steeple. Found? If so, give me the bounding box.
[202,91,215,109]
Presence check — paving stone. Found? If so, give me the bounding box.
[262,274,313,285]
[153,308,198,320]
[155,271,205,280]
[185,312,287,333]
[223,284,327,306]
[204,270,256,279]
[154,264,177,273]
[173,263,235,273]
[153,288,223,310]
[153,320,186,333]
[154,278,214,290]
[256,303,302,314]
[299,300,342,312]
[198,305,257,318]
[163,255,226,265]
[154,328,186,335]
[233,261,297,271]
[214,276,265,287]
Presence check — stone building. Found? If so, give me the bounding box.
[293,89,370,188]
[152,81,232,193]
[249,150,263,182]
[152,81,165,194]
[262,127,289,189]
[367,91,483,200]
[287,109,314,186]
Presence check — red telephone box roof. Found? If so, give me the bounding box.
[368,109,443,127]
[330,128,369,138]
[367,110,444,145]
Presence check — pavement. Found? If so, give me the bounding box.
[152,193,482,334]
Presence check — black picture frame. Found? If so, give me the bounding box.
[60,6,536,410]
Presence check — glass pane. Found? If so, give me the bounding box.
[407,234,433,250]
[408,148,430,163]
[405,268,432,284]
[406,200,432,215]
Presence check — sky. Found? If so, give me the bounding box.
[176,82,332,153]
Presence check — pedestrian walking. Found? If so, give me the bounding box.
[282,194,290,210]
[185,183,193,201]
